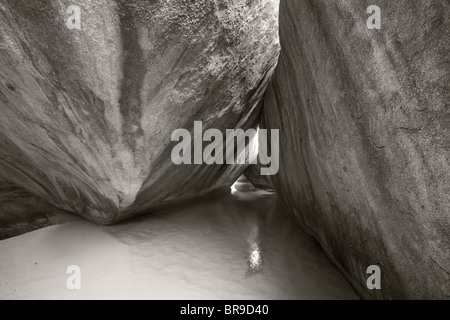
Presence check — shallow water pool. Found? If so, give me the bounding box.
[0,189,358,300]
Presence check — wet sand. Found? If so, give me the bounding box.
[0,189,359,300]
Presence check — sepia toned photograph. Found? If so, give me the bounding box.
[0,0,448,304]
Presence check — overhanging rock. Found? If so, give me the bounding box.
[0,0,280,224]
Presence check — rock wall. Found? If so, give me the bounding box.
[0,177,76,240]
[264,0,449,299]
[0,0,280,224]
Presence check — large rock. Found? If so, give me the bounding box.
[0,0,280,224]
[264,0,449,299]
[0,177,76,240]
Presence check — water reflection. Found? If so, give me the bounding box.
[247,228,263,276]
[0,186,359,300]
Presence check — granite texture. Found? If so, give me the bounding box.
[264,0,449,299]
[0,0,280,224]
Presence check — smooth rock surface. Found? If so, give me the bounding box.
[264,0,449,299]
[0,177,78,240]
[0,190,358,300]
[0,0,280,224]
[244,164,274,191]
[233,175,257,192]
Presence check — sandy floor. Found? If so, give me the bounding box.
[0,189,359,300]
